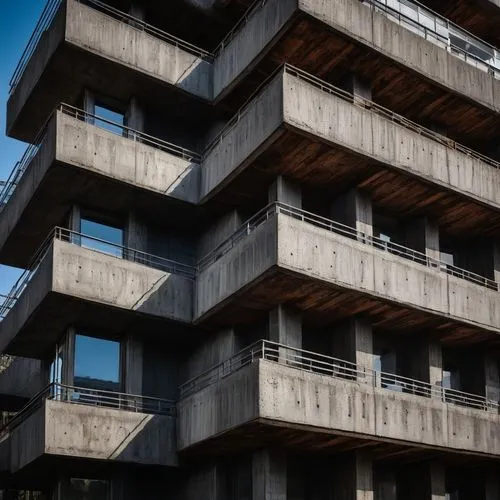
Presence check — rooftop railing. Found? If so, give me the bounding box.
[0,382,176,438]
[0,103,201,212]
[363,0,500,78]
[179,339,500,414]
[0,226,196,320]
[198,202,499,291]
[9,0,212,94]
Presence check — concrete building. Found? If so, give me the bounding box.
[1,0,500,498]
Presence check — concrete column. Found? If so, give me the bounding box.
[182,461,224,500]
[405,216,440,264]
[332,317,373,381]
[461,352,499,405]
[62,327,75,387]
[129,3,145,21]
[374,470,396,500]
[83,89,95,115]
[126,96,145,138]
[334,451,373,500]
[252,449,287,500]
[198,210,243,261]
[268,176,302,209]
[494,242,500,285]
[126,211,147,252]
[401,337,442,399]
[485,355,500,403]
[429,462,446,500]
[124,334,143,395]
[331,188,373,241]
[341,74,372,107]
[68,205,80,232]
[268,306,302,348]
[485,470,499,500]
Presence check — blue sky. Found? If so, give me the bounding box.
[0,0,45,296]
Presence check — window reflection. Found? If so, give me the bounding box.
[95,104,125,136]
[68,479,109,500]
[79,218,124,258]
[74,334,121,393]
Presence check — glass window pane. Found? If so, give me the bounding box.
[95,105,124,135]
[74,335,120,392]
[80,219,124,258]
[68,479,109,500]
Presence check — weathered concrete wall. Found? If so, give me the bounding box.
[201,72,285,200]
[276,214,500,333]
[213,0,297,98]
[195,216,278,319]
[6,4,66,135]
[66,0,212,100]
[44,400,177,466]
[177,362,259,450]
[179,359,500,456]
[9,406,45,473]
[52,239,193,322]
[56,111,200,203]
[0,243,55,356]
[0,117,57,262]
[298,0,500,113]
[0,357,45,402]
[283,72,500,210]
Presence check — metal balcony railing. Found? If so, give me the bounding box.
[198,202,499,291]
[0,226,196,320]
[363,0,500,78]
[179,339,500,414]
[0,103,201,212]
[0,382,176,438]
[205,64,500,171]
[9,0,212,94]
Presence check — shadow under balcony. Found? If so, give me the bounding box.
[0,105,200,269]
[0,229,195,358]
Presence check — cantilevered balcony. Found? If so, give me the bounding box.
[0,382,176,485]
[0,228,195,358]
[203,66,500,236]
[178,340,500,457]
[7,0,213,141]
[196,203,500,340]
[0,104,200,268]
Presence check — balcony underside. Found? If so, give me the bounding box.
[0,241,194,358]
[178,360,500,459]
[212,126,500,238]
[418,0,500,46]
[223,14,500,152]
[199,265,499,350]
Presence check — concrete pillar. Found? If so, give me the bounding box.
[485,355,500,403]
[459,240,495,282]
[252,449,287,500]
[198,209,243,261]
[83,89,95,115]
[182,461,224,500]
[334,452,373,500]
[400,337,442,399]
[62,327,75,388]
[485,470,499,500]
[126,96,145,138]
[268,306,302,348]
[429,462,446,500]
[341,74,372,107]
[268,176,302,209]
[129,3,145,21]
[331,188,373,241]
[124,334,143,395]
[494,242,500,285]
[461,351,499,405]
[126,211,148,252]
[374,469,396,500]
[332,317,373,381]
[405,216,440,265]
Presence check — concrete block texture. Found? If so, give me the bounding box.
[5,399,177,473]
[178,359,500,456]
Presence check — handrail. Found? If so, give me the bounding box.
[0,103,201,211]
[179,339,500,414]
[9,0,212,94]
[0,226,196,320]
[197,202,499,291]
[205,63,500,171]
[0,382,176,437]
[363,0,500,77]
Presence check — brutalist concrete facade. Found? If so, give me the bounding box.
[1,0,500,498]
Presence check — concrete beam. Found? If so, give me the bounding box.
[178,358,500,456]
